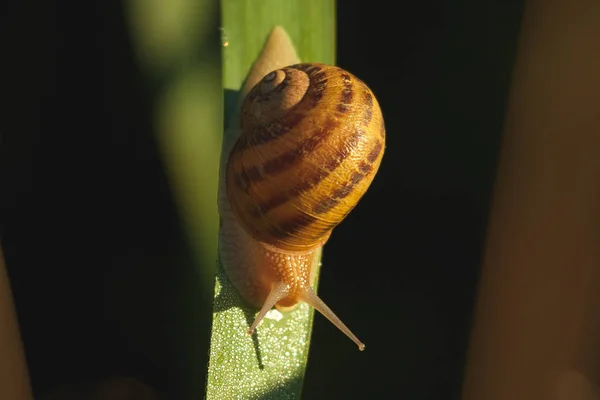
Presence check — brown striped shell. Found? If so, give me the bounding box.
[226,63,385,253]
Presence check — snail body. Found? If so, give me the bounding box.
[219,63,385,351]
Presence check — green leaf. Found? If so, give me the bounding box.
[207,3,335,399]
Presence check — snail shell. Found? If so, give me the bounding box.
[228,63,385,253]
[220,63,385,351]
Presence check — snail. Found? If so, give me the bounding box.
[218,63,385,351]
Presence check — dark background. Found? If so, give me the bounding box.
[1,1,524,399]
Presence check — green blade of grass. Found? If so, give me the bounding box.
[207,2,335,399]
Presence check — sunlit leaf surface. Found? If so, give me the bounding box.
[207,2,335,398]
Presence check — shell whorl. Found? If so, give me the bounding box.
[226,63,385,253]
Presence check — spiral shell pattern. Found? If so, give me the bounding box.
[226,63,385,253]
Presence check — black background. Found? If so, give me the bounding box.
[1,1,524,399]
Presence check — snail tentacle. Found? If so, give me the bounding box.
[299,286,365,351]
